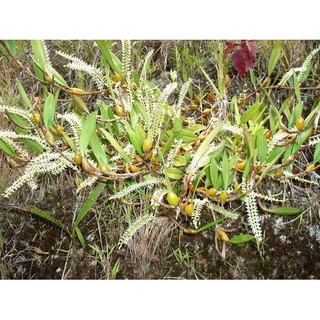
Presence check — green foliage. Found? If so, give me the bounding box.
[267,207,303,215]
[72,183,106,242]
[268,41,282,76]
[197,217,225,232]
[79,112,97,156]
[229,234,256,244]
[20,205,70,234]
[43,93,56,129]
[1,40,320,255]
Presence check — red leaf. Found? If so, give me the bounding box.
[231,49,248,76]
[223,43,239,60]
[226,40,258,76]
[244,40,259,57]
[245,54,255,72]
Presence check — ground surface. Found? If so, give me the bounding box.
[1,181,319,279]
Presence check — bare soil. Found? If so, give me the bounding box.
[1,181,319,279]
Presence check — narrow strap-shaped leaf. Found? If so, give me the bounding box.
[96,40,122,74]
[268,40,282,76]
[43,93,56,129]
[240,102,266,124]
[7,113,30,129]
[31,40,46,69]
[20,138,44,154]
[313,143,320,163]
[99,128,131,164]
[16,79,32,109]
[21,205,70,234]
[173,117,183,140]
[197,217,225,232]
[0,139,16,158]
[243,126,254,159]
[73,182,106,231]
[267,206,303,215]
[222,151,229,190]
[193,121,224,163]
[79,112,97,156]
[123,122,144,155]
[229,234,255,244]
[75,226,86,248]
[90,132,108,164]
[73,95,89,114]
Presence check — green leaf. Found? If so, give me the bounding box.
[173,154,187,167]
[210,157,218,187]
[61,132,75,150]
[16,79,32,109]
[200,66,222,99]
[293,72,302,105]
[136,126,147,143]
[51,68,68,88]
[99,102,119,137]
[75,227,85,248]
[167,167,184,180]
[31,57,45,84]
[31,55,68,87]
[305,97,320,125]
[31,40,46,69]
[197,217,225,232]
[133,100,149,128]
[107,107,120,137]
[187,124,207,133]
[79,112,97,157]
[243,127,254,159]
[123,122,144,155]
[182,129,197,142]
[0,139,16,158]
[43,93,56,129]
[5,40,16,55]
[242,156,251,179]
[313,143,320,163]
[293,126,313,153]
[230,95,241,125]
[20,138,44,154]
[90,133,108,164]
[268,207,303,215]
[298,61,311,84]
[7,113,30,129]
[240,102,266,125]
[193,121,224,163]
[268,41,282,76]
[73,183,106,235]
[289,102,303,128]
[159,135,175,158]
[278,97,293,119]
[132,70,140,87]
[130,103,139,128]
[249,69,256,86]
[266,146,285,163]
[229,234,255,244]
[100,128,131,164]
[31,41,68,87]
[173,117,183,140]
[23,205,70,234]
[256,132,268,163]
[222,151,229,190]
[73,95,90,114]
[96,40,122,74]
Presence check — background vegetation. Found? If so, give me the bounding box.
[0,40,320,279]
